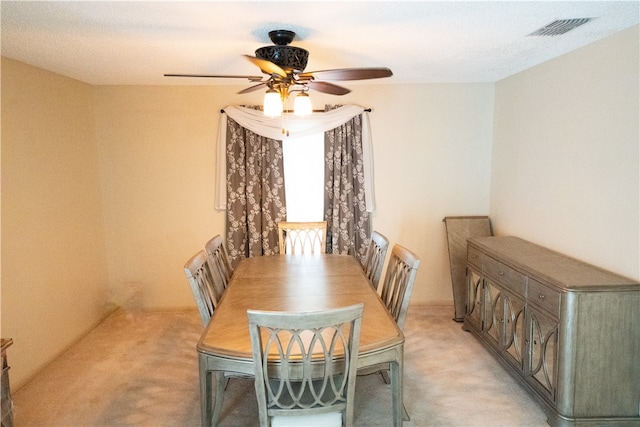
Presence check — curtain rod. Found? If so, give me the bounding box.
[220,108,372,114]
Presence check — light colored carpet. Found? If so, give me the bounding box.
[12,305,549,426]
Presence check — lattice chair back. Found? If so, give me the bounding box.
[380,244,420,330]
[205,234,234,290]
[277,221,327,255]
[184,250,221,326]
[248,304,364,427]
[362,230,390,291]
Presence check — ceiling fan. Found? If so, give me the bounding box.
[165,29,393,115]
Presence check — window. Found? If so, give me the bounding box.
[282,133,324,221]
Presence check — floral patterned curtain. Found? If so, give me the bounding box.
[225,116,286,267]
[324,106,371,263]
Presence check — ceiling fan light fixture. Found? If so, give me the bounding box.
[263,89,282,117]
[294,92,312,116]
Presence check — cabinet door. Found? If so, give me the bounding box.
[503,291,525,371]
[465,267,483,331]
[484,279,503,349]
[526,308,558,402]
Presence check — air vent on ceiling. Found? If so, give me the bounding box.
[528,18,594,36]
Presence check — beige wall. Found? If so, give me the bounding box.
[491,25,639,279]
[92,86,229,309]
[93,83,494,309]
[1,58,110,388]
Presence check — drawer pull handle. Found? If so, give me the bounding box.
[499,271,505,276]
[538,294,545,300]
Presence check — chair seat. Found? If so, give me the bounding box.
[272,411,342,427]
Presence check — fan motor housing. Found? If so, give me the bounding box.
[255,45,309,72]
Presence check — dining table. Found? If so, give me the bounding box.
[197,253,405,426]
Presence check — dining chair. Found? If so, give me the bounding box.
[277,221,327,255]
[360,243,419,421]
[247,303,364,427]
[185,250,250,423]
[361,230,390,291]
[183,250,222,326]
[204,234,234,290]
[379,244,421,330]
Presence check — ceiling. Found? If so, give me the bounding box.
[1,1,638,86]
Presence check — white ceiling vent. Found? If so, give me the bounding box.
[528,18,594,36]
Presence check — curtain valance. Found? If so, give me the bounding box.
[223,104,367,139]
[215,104,375,212]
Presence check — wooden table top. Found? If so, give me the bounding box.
[197,254,404,359]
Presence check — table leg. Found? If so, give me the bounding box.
[380,368,409,420]
[199,368,226,427]
[200,364,212,427]
[390,350,404,426]
[212,371,226,425]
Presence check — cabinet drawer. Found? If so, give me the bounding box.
[528,279,561,317]
[483,256,526,296]
[467,246,483,269]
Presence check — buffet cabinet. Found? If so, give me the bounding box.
[463,236,640,427]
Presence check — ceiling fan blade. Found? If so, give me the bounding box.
[244,55,287,78]
[164,73,264,82]
[299,67,393,81]
[307,81,351,95]
[237,82,268,94]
